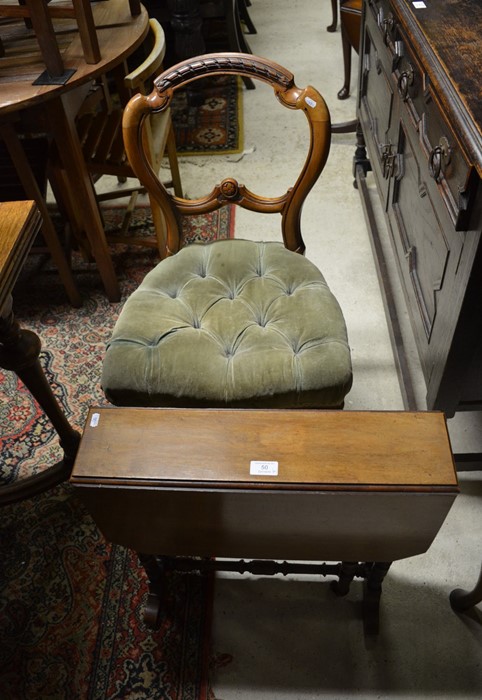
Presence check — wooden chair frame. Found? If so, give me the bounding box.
[123,52,332,258]
[51,18,182,258]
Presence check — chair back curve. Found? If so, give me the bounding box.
[122,52,332,258]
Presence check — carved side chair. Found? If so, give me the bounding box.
[101,53,352,410]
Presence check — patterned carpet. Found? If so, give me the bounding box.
[0,206,234,699]
[0,482,214,699]
[171,76,243,155]
[1,206,235,485]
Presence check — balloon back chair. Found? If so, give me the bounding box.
[101,53,352,410]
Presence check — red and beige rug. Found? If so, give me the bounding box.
[171,75,244,155]
[0,206,234,699]
[1,206,235,485]
[0,481,214,699]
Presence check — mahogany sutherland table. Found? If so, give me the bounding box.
[71,407,458,633]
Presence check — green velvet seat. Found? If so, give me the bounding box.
[102,239,352,407]
[102,52,353,410]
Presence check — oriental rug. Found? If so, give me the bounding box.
[171,76,244,155]
[0,205,234,699]
[1,205,235,485]
[0,482,213,699]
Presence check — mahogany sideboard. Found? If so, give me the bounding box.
[355,0,482,419]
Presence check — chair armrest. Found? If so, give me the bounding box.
[124,18,166,91]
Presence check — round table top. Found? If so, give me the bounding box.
[0,0,149,115]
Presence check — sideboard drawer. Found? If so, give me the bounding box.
[393,27,423,126]
[420,87,474,230]
[359,5,397,200]
[368,0,396,47]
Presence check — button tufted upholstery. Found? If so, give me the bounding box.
[102,239,352,407]
[102,52,353,411]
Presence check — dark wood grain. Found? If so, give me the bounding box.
[357,0,482,417]
[70,407,458,562]
[394,0,482,175]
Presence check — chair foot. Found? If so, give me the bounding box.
[144,591,164,629]
[327,0,338,31]
[337,85,350,100]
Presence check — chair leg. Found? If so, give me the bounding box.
[238,0,257,34]
[48,155,91,261]
[450,563,482,612]
[337,23,352,100]
[327,0,338,32]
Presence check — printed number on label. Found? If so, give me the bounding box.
[250,460,279,476]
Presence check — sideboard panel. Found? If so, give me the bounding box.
[391,120,450,345]
[357,0,482,417]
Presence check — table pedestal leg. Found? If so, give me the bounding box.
[331,561,359,596]
[363,561,392,635]
[0,296,80,504]
[138,553,167,629]
[169,0,205,60]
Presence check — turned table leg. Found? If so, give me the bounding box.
[331,561,359,596]
[363,561,392,635]
[170,0,205,61]
[138,553,168,629]
[0,296,80,503]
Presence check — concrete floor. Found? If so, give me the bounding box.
[159,2,482,698]
[97,1,482,696]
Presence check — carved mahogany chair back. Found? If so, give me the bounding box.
[123,52,332,259]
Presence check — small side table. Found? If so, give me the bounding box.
[0,201,80,505]
[71,407,458,633]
